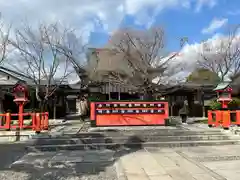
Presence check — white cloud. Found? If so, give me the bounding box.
[170,32,240,81]
[0,0,221,82]
[201,18,228,34]
[0,0,219,42]
[0,0,126,41]
[174,34,222,65]
[195,0,217,12]
[126,0,217,27]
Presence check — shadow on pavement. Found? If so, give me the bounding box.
[0,129,144,180]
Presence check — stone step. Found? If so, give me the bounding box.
[10,149,115,167]
[32,135,234,146]
[26,139,240,152]
[42,130,224,139]
[0,130,48,142]
[0,135,30,142]
[89,128,222,133]
[88,126,210,131]
[88,126,221,132]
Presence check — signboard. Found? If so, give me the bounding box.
[96,109,165,114]
[90,101,169,126]
[96,103,164,108]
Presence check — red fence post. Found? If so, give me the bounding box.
[236,110,240,126]
[90,102,95,121]
[90,102,96,127]
[215,110,222,127]
[35,113,41,133]
[5,113,11,130]
[222,110,230,130]
[208,110,213,127]
[31,113,36,130]
[18,104,24,129]
[43,112,49,130]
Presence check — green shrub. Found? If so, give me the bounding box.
[200,118,208,124]
[228,97,240,108]
[209,97,240,110]
[209,100,221,110]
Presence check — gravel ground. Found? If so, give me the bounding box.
[0,162,117,180]
[0,143,27,169]
[0,143,118,180]
[0,121,117,180]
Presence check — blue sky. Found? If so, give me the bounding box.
[89,0,240,51]
[0,0,239,52]
[0,0,240,81]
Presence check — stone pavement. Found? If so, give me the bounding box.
[2,122,240,180]
[47,120,85,135]
[0,149,118,180]
[0,118,85,143]
[0,120,87,180]
[115,145,240,180]
[3,145,240,180]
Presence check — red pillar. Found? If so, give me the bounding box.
[222,101,228,108]
[35,113,41,133]
[18,103,24,129]
[5,112,11,130]
[208,110,213,127]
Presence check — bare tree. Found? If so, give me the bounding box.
[9,23,74,111]
[198,25,240,81]
[55,27,187,100]
[53,30,88,87]
[105,27,187,98]
[0,15,11,120]
[0,15,11,122]
[0,16,11,64]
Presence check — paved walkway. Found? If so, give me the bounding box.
[1,123,240,180]
[0,120,86,180]
[116,145,240,180]
[3,145,240,180]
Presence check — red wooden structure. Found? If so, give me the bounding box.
[13,82,30,129]
[208,83,234,129]
[0,82,49,132]
[214,82,232,108]
[208,110,240,129]
[0,112,48,131]
[90,101,169,126]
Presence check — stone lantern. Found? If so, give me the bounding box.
[12,82,29,128]
[213,82,232,108]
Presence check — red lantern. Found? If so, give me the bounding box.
[13,82,29,103]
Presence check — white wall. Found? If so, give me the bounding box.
[0,72,18,85]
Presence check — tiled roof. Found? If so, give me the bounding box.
[0,66,69,86]
[85,48,166,87]
[85,48,134,81]
[213,82,230,91]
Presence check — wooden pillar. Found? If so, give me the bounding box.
[169,96,173,116]
[201,89,206,117]
[53,97,57,119]
[118,84,121,100]
[0,89,4,125]
[65,97,69,114]
[187,94,194,117]
[108,76,111,100]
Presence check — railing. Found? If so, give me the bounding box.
[0,112,49,132]
[208,110,240,129]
